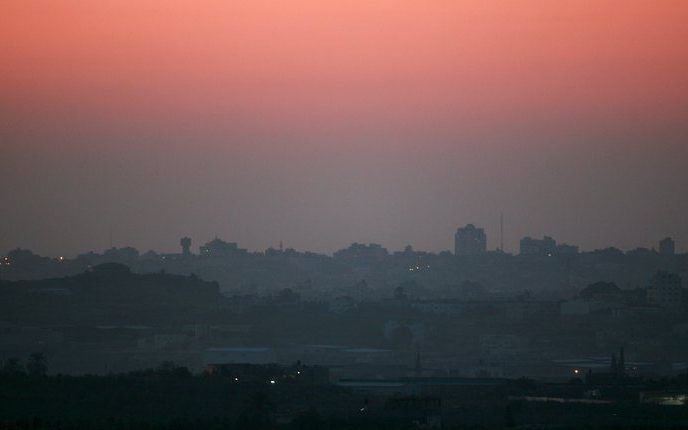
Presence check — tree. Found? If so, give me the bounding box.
[155,361,191,377]
[579,281,620,299]
[504,404,515,428]
[1,357,25,376]
[290,408,323,430]
[277,288,300,303]
[26,352,47,376]
[237,392,274,430]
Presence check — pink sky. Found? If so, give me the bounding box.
[2,1,688,255]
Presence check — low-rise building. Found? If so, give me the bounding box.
[646,271,683,311]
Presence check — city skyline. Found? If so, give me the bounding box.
[2,1,687,257]
[2,225,682,259]
[3,2,688,426]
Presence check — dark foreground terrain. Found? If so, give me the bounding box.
[3,364,688,430]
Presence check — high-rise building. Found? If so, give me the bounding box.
[454,224,487,256]
[659,237,675,256]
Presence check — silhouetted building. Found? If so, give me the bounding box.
[334,243,389,261]
[454,224,487,256]
[180,237,192,257]
[519,236,578,256]
[627,247,655,256]
[103,246,140,261]
[520,236,556,256]
[659,237,675,256]
[199,238,246,258]
[382,396,442,428]
[556,243,579,255]
[646,271,683,311]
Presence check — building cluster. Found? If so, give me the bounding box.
[204,361,329,385]
[519,236,579,256]
[333,243,389,261]
[646,270,683,310]
[452,223,674,258]
[453,222,582,257]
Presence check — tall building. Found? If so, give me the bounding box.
[454,224,487,256]
[659,237,675,256]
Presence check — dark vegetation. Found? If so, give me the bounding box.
[3,360,688,430]
[0,365,386,430]
[0,263,221,326]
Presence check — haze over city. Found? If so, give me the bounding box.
[5,2,688,429]
[3,1,688,257]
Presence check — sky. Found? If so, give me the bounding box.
[1,0,688,256]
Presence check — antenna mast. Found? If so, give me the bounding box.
[500,212,504,252]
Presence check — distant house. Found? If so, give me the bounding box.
[199,238,247,258]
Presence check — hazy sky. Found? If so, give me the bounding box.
[2,0,687,256]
